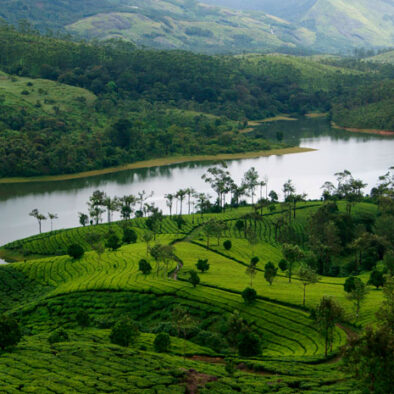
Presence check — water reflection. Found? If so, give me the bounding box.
[0,118,393,245]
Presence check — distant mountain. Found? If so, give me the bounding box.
[1,0,393,53]
[205,0,394,51]
[0,0,316,54]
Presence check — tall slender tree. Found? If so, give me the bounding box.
[164,193,175,217]
[242,167,259,204]
[48,212,58,232]
[29,209,47,234]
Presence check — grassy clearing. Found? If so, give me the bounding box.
[0,71,96,115]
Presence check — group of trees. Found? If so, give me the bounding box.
[29,209,58,233]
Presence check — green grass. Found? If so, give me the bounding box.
[0,71,96,116]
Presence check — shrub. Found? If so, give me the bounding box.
[139,259,152,275]
[76,310,90,327]
[48,328,69,345]
[242,287,257,304]
[154,332,171,353]
[123,228,137,244]
[106,234,121,251]
[278,259,288,272]
[0,316,22,350]
[110,317,139,347]
[189,270,200,288]
[196,259,210,273]
[67,244,84,259]
[21,90,29,95]
[237,331,261,357]
[223,240,232,250]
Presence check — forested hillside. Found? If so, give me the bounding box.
[0,24,393,178]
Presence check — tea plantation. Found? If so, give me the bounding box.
[0,201,388,392]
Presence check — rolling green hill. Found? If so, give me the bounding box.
[365,50,394,65]
[64,0,315,54]
[0,199,389,392]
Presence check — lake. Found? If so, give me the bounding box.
[0,118,393,246]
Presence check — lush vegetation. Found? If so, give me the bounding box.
[0,24,393,179]
[0,168,393,392]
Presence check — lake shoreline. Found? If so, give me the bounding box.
[332,122,394,136]
[0,147,315,184]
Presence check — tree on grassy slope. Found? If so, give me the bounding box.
[314,296,344,357]
[189,270,200,288]
[242,287,257,305]
[196,259,210,273]
[79,212,89,227]
[110,317,140,347]
[154,332,171,353]
[344,277,394,393]
[264,262,277,286]
[246,257,259,287]
[345,277,368,321]
[85,232,105,261]
[282,243,304,283]
[368,269,385,289]
[298,264,319,306]
[237,331,261,357]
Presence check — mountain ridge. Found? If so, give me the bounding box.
[0,0,393,53]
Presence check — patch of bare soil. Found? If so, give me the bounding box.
[182,368,218,394]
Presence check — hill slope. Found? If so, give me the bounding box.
[205,0,394,51]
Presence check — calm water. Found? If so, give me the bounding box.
[0,118,393,246]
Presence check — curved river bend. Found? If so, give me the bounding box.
[0,118,393,245]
